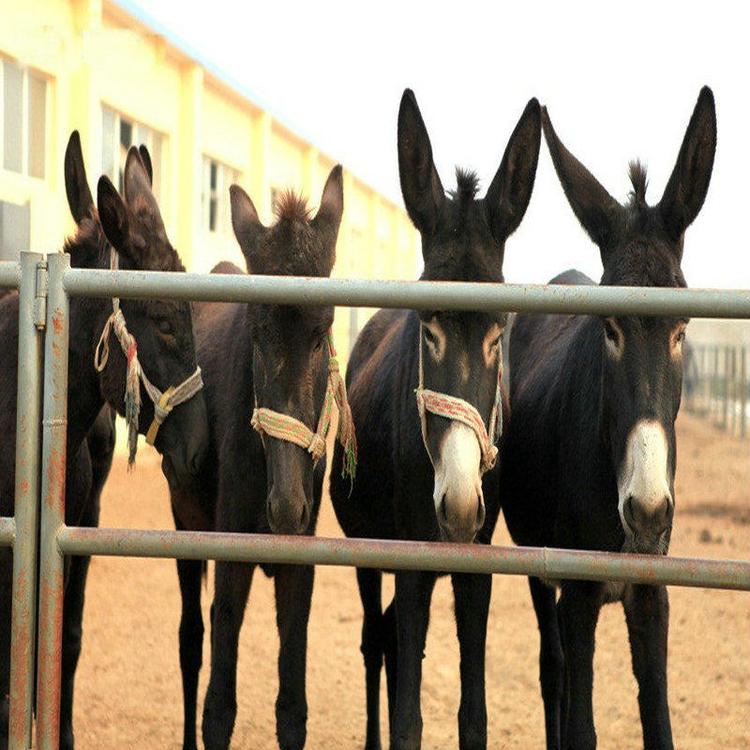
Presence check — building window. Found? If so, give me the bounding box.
[102,106,164,199]
[1,58,47,178]
[201,156,239,235]
[0,200,30,260]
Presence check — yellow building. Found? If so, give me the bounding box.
[0,0,420,356]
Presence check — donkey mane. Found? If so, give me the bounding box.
[62,210,110,269]
[273,190,312,224]
[627,160,649,208]
[449,168,481,203]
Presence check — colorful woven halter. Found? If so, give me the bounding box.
[250,332,358,484]
[415,322,503,474]
[94,249,204,466]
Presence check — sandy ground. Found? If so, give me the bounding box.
[71,412,750,749]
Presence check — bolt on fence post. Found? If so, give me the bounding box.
[8,253,44,750]
[36,253,70,750]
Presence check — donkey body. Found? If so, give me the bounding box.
[0,134,208,750]
[330,90,541,750]
[165,169,345,750]
[499,88,716,749]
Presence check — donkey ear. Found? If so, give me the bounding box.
[64,131,94,225]
[138,145,154,186]
[542,106,622,255]
[485,98,542,241]
[230,184,266,270]
[97,175,129,252]
[313,165,344,234]
[397,88,445,233]
[658,86,716,243]
[123,146,166,239]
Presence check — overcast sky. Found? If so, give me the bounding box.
[130,0,748,289]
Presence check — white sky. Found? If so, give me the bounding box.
[131,0,749,288]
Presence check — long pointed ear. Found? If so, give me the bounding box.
[485,98,542,240]
[542,106,622,254]
[64,131,94,225]
[230,184,266,271]
[313,165,344,234]
[97,175,129,252]
[659,86,716,242]
[397,88,445,233]
[123,146,166,239]
[138,145,154,186]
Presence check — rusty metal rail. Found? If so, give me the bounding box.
[4,250,750,750]
[58,527,750,591]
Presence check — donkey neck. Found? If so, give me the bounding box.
[66,294,113,454]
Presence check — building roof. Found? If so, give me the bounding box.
[108,0,405,210]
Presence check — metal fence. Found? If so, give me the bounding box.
[684,343,748,437]
[2,251,750,750]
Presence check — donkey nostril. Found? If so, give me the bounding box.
[437,494,448,525]
[475,497,486,529]
[623,496,637,530]
[299,502,310,531]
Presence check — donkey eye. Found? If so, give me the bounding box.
[423,328,438,346]
[603,319,620,344]
[675,330,686,343]
[157,319,174,336]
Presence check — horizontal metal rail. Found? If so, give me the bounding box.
[0,260,20,289]
[63,268,750,318]
[57,527,750,591]
[0,516,15,547]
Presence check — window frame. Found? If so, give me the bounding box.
[0,57,49,180]
[101,104,165,200]
[201,155,240,236]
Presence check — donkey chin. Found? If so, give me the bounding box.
[433,423,486,543]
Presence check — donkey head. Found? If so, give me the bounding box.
[231,166,344,534]
[543,87,716,552]
[399,89,541,542]
[63,133,209,483]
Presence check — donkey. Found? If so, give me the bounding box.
[162,167,347,750]
[0,133,208,750]
[329,89,541,750]
[499,87,716,750]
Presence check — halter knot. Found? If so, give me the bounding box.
[416,322,503,475]
[94,249,204,466]
[250,332,357,487]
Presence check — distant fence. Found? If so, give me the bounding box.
[683,342,748,438]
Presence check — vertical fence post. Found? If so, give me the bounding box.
[8,253,45,750]
[36,253,70,750]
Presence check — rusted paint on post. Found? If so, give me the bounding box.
[56,527,750,592]
[741,347,747,438]
[8,253,44,750]
[35,254,70,750]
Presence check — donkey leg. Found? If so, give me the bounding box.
[59,552,92,750]
[623,584,673,750]
[202,561,254,750]
[558,581,602,750]
[356,567,384,750]
[176,558,204,750]
[452,572,492,750]
[382,597,397,733]
[273,563,315,750]
[390,569,436,750]
[528,576,564,750]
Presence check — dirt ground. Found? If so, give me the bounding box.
[72,412,750,749]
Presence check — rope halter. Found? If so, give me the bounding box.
[94,249,204,466]
[415,322,503,474]
[250,332,358,485]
